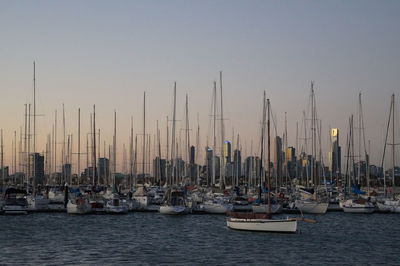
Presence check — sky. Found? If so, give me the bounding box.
[0,0,399,172]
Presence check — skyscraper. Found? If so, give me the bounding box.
[275,136,283,186]
[224,141,232,164]
[30,153,44,184]
[329,128,341,181]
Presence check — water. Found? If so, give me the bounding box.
[0,212,399,265]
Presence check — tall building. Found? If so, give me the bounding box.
[224,141,232,164]
[190,146,195,165]
[275,136,283,186]
[98,157,110,185]
[329,128,341,181]
[233,149,241,185]
[30,153,44,184]
[153,157,166,183]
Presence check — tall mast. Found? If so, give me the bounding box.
[93,105,96,187]
[113,110,117,187]
[392,94,395,191]
[219,71,225,189]
[171,83,177,185]
[260,91,266,200]
[77,108,81,185]
[134,135,138,186]
[142,92,146,181]
[130,116,133,189]
[33,62,36,155]
[54,110,57,178]
[27,104,31,187]
[358,92,362,185]
[212,81,217,186]
[62,104,66,185]
[267,98,272,215]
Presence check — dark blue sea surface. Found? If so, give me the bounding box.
[0,212,399,265]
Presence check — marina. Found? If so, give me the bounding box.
[1,1,400,265]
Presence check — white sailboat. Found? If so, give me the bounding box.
[227,93,297,233]
[294,199,328,214]
[202,199,233,214]
[295,84,328,214]
[342,198,375,213]
[159,188,190,215]
[67,196,92,214]
[376,94,399,213]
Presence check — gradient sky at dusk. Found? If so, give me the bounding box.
[0,0,399,172]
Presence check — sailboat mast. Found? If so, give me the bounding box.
[142,92,146,181]
[33,62,36,155]
[113,110,117,187]
[54,110,57,179]
[93,105,96,187]
[392,94,395,190]
[267,98,271,215]
[134,135,138,186]
[220,71,225,189]
[212,81,217,186]
[171,84,176,185]
[130,116,133,189]
[358,93,362,185]
[260,91,266,200]
[27,104,31,187]
[78,108,80,185]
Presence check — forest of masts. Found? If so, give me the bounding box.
[0,63,398,191]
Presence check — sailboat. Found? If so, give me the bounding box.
[340,113,374,213]
[159,187,190,215]
[66,185,92,214]
[376,94,400,213]
[227,92,297,233]
[294,83,328,214]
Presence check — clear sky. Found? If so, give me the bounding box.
[0,0,399,172]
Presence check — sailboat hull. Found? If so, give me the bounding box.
[226,218,297,233]
[202,203,233,214]
[159,205,189,215]
[342,200,375,213]
[295,200,328,214]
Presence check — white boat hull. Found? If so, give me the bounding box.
[342,200,375,213]
[159,205,189,215]
[295,200,328,214]
[227,218,297,233]
[67,201,92,214]
[202,203,233,214]
[252,204,283,214]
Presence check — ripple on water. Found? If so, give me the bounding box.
[1,212,400,265]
